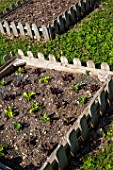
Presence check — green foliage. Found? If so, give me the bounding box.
[40,112,50,121]
[77,97,87,104]
[29,102,43,113]
[80,143,113,170]
[73,84,80,91]
[0,0,18,11]
[23,92,36,101]
[39,76,51,84]
[85,70,90,76]
[13,122,22,131]
[16,67,25,74]
[0,79,6,86]
[4,107,15,118]
[0,145,7,158]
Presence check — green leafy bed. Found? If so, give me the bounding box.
[0,0,19,11]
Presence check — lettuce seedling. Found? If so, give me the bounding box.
[16,67,25,74]
[0,79,6,86]
[77,97,87,104]
[85,70,90,76]
[14,122,22,131]
[0,145,7,158]
[40,112,50,121]
[29,102,43,113]
[39,76,51,84]
[4,107,15,118]
[73,84,80,91]
[23,92,36,101]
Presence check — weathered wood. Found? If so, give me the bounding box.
[10,21,18,36]
[0,22,5,34]
[4,21,11,36]
[41,25,50,40]
[17,22,25,36]
[32,23,40,40]
[25,23,33,38]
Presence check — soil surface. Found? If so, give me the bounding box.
[4,0,79,26]
[0,66,102,169]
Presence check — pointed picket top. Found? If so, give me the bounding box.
[101,62,110,71]
[48,54,57,63]
[87,60,95,68]
[17,22,25,36]
[60,56,68,65]
[10,21,18,36]
[73,58,81,66]
[18,49,25,58]
[37,52,45,60]
[27,51,34,59]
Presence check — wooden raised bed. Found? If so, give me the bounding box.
[0,50,113,170]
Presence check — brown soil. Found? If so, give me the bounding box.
[0,66,102,169]
[4,0,79,26]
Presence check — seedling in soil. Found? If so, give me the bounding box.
[23,92,36,101]
[39,76,51,84]
[77,97,87,104]
[0,145,7,158]
[4,107,15,118]
[73,84,81,92]
[85,70,90,76]
[0,79,6,86]
[29,102,43,114]
[40,112,50,121]
[13,122,22,131]
[16,67,25,74]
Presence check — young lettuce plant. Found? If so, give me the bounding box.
[16,67,25,74]
[0,145,7,158]
[73,84,80,92]
[23,92,36,101]
[77,97,87,104]
[0,79,6,86]
[4,107,15,118]
[40,112,50,121]
[13,122,22,131]
[29,102,43,114]
[39,76,51,84]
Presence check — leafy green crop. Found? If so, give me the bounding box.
[39,76,51,84]
[77,97,87,104]
[23,92,36,101]
[0,145,7,158]
[40,112,50,121]
[16,67,25,74]
[0,79,6,86]
[13,122,22,131]
[29,102,43,113]
[4,107,15,118]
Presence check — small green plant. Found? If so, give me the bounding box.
[77,97,87,104]
[23,92,36,101]
[16,67,25,73]
[40,112,50,121]
[73,84,80,91]
[39,76,51,84]
[29,102,43,113]
[4,107,15,118]
[0,79,6,86]
[85,70,90,76]
[13,122,22,131]
[0,145,7,158]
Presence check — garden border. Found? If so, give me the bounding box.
[0,0,99,40]
[0,49,113,170]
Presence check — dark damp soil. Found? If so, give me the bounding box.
[0,66,102,169]
[4,0,79,26]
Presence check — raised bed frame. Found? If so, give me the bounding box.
[0,0,99,40]
[0,49,113,170]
